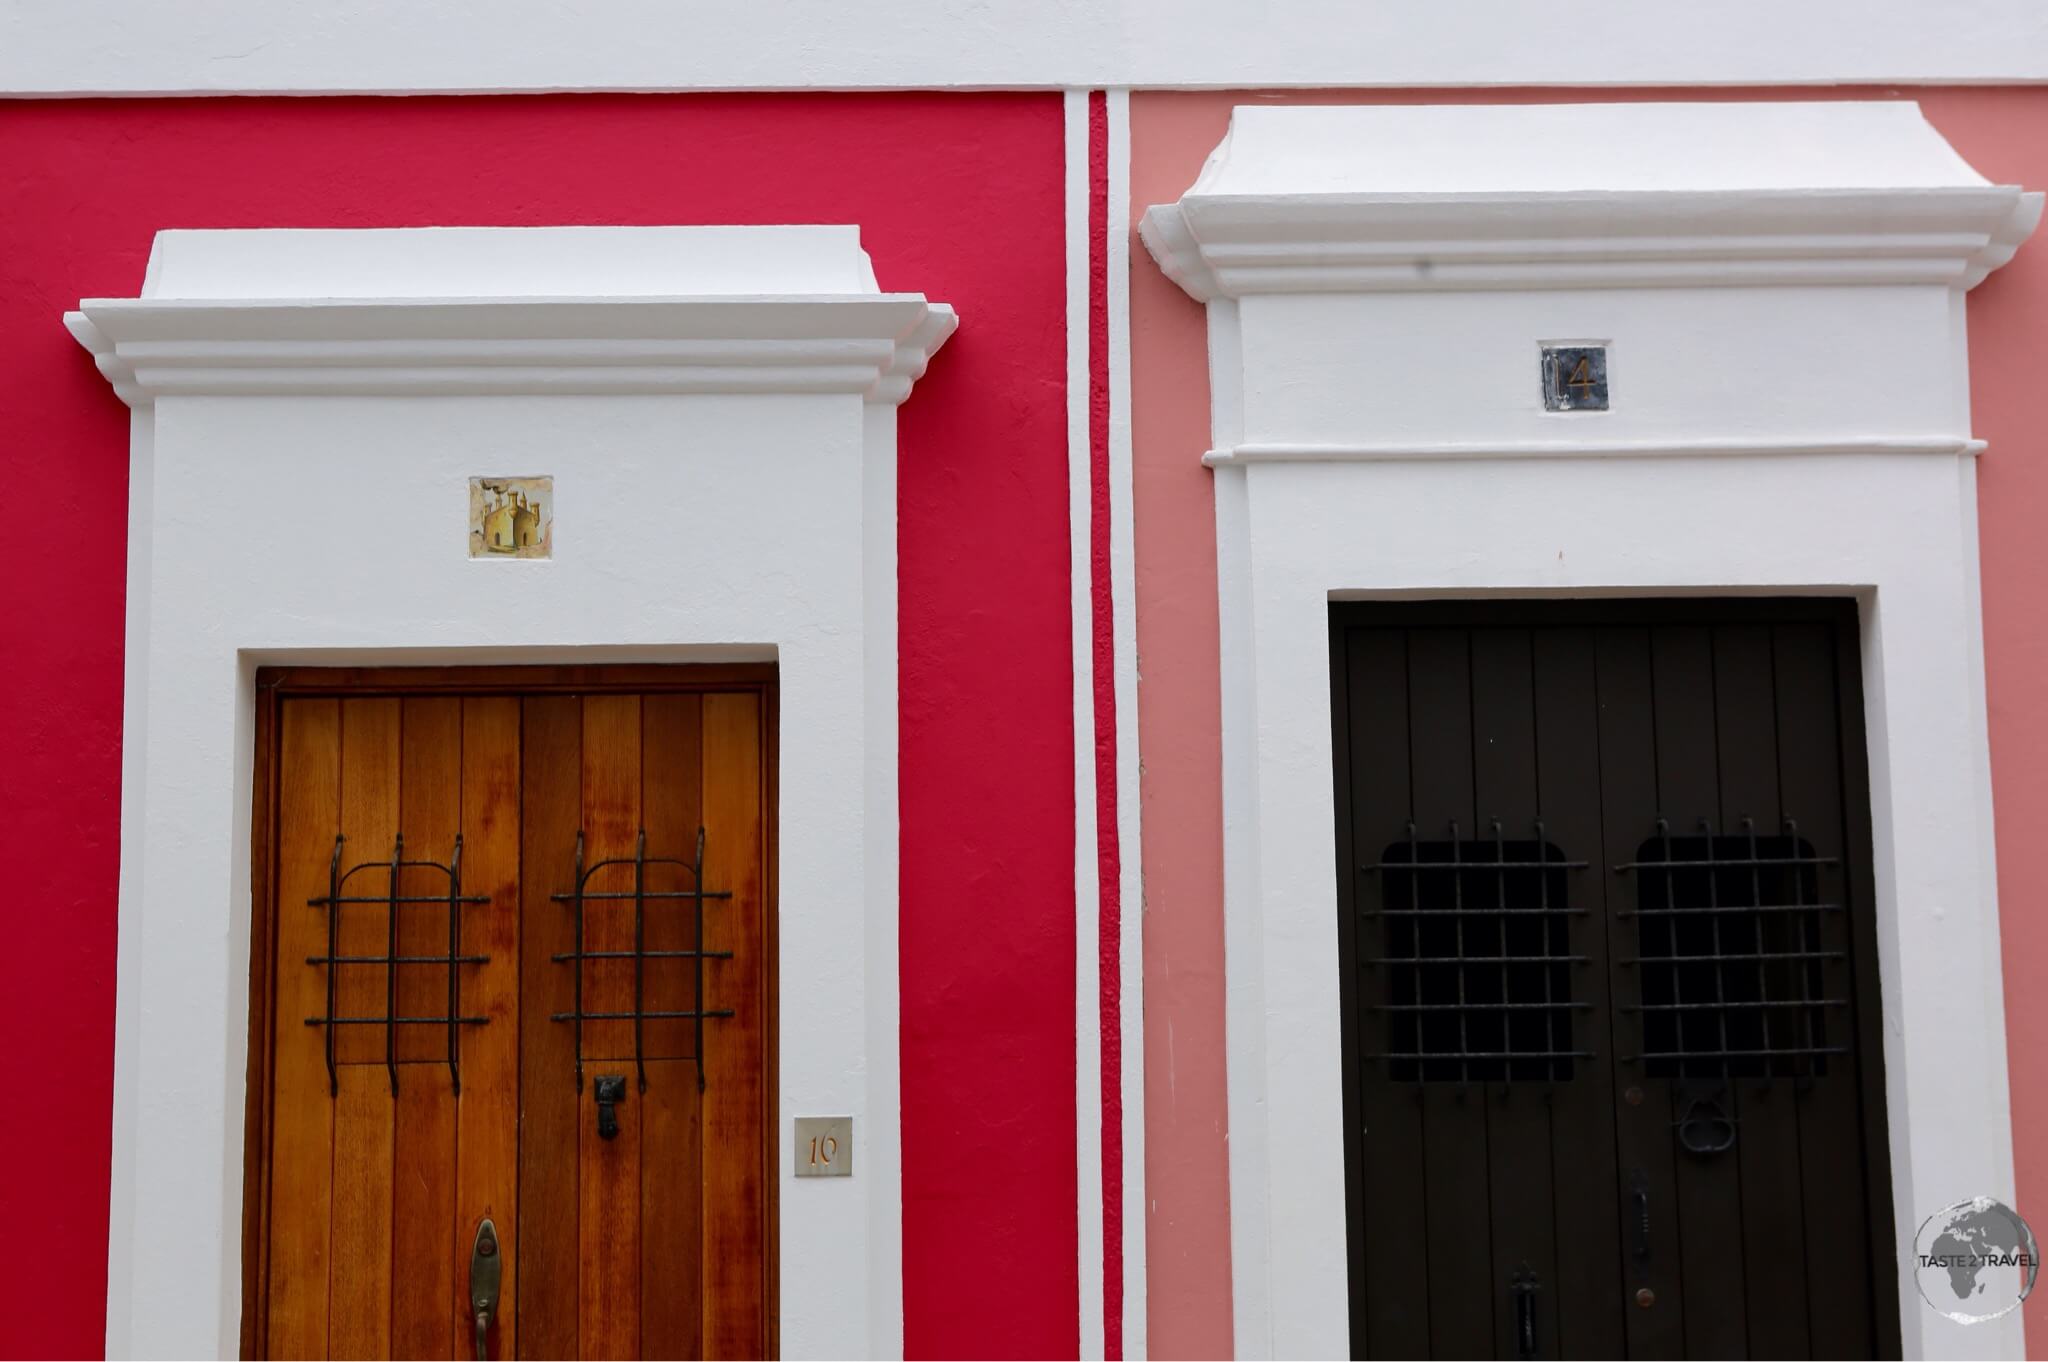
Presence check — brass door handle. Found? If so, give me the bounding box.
[470,1218,502,1361]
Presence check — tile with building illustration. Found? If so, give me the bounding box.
[469,476,553,558]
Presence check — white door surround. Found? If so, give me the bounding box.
[1142,102,2040,1360]
[68,225,955,1359]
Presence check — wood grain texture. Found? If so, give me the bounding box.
[1405,630,1495,1361]
[702,692,768,1360]
[242,688,281,1360]
[642,695,706,1359]
[518,696,584,1360]
[393,698,461,1358]
[454,697,521,1361]
[581,694,645,1359]
[330,698,400,1359]
[268,700,340,1360]
[1650,626,1752,1361]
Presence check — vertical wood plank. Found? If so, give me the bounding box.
[1406,630,1495,1360]
[243,688,281,1361]
[454,696,522,1361]
[518,697,584,1359]
[269,699,340,1359]
[581,694,645,1360]
[702,692,769,1360]
[1713,625,1814,1359]
[1469,628,1561,1362]
[1532,630,1628,1360]
[1337,626,1431,1358]
[330,697,400,1359]
[1775,622,1882,1359]
[642,694,706,1359]
[393,697,461,1360]
[1594,627,1690,1358]
[1650,625,1751,1359]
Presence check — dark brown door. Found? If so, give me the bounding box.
[1332,601,1898,1360]
[243,668,775,1360]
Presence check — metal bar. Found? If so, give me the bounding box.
[1492,820,1512,1076]
[1789,817,1823,1071]
[1626,1048,1848,1061]
[1661,819,1682,1078]
[571,830,585,1093]
[1451,819,1469,1084]
[551,949,732,962]
[324,835,343,1096]
[1614,855,1838,871]
[1368,1050,1597,1062]
[1744,819,1772,1059]
[694,826,709,1093]
[1619,951,1843,965]
[449,834,464,1094]
[309,955,491,966]
[549,890,733,903]
[1535,817,1562,1079]
[1374,1000,1595,1012]
[1371,954,1588,965]
[633,829,648,1093]
[1367,906,1586,918]
[308,1016,492,1026]
[1702,820,1732,1080]
[311,895,491,907]
[1621,903,1842,918]
[1622,1000,1847,1013]
[386,834,402,1095]
[550,1009,736,1022]
[1369,859,1591,872]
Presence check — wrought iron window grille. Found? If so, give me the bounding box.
[551,827,733,1094]
[1363,819,1593,1084]
[304,833,492,1097]
[1616,817,1848,1086]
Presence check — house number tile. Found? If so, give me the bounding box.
[1541,344,1609,412]
[795,1116,852,1177]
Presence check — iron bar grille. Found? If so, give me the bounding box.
[1364,820,1592,1083]
[304,833,492,1097]
[1617,818,1848,1080]
[551,827,733,1093]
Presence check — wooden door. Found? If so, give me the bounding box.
[1332,601,1899,1360]
[242,668,776,1360]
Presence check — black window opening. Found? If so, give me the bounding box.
[1622,818,1849,1080]
[1367,820,1591,1083]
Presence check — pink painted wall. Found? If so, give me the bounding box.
[1128,86,2048,1358]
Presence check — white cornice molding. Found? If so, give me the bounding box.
[1141,103,2043,299]
[66,296,958,406]
[1203,435,1989,465]
[67,227,956,406]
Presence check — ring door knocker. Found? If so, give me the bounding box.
[1675,1079,1737,1155]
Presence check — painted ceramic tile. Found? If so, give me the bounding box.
[469,476,553,559]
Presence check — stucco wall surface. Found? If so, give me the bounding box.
[0,92,1075,1362]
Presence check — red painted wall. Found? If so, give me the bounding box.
[0,93,1076,1361]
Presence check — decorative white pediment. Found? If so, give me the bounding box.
[68,226,956,405]
[1141,102,2041,297]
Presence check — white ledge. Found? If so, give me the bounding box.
[1203,436,1989,466]
[67,296,957,406]
[68,227,956,406]
[1142,103,2042,298]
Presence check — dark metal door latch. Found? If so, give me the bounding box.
[469,1218,501,1362]
[595,1074,626,1140]
[1510,1264,1540,1359]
